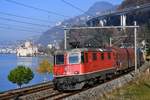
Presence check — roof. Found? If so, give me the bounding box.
[54,48,112,54]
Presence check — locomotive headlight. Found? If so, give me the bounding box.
[64,67,67,72]
[74,71,79,74]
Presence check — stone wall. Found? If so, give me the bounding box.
[64,62,150,100]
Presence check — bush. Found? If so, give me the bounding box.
[37,59,53,74]
[37,59,53,82]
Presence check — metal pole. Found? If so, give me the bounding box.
[64,29,67,50]
[64,26,139,30]
[120,15,123,26]
[134,21,137,73]
[110,37,112,47]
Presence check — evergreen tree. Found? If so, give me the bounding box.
[8,65,34,88]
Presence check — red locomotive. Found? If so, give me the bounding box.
[53,47,143,91]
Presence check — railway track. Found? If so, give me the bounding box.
[0,65,146,100]
[22,72,129,100]
[0,81,79,100]
[0,81,97,100]
[0,73,131,100]
[0,82,53,100]
[38,91,81,100]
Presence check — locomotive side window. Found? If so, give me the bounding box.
[56,55,64,65]
[101,53,104,60]
[93,53,97,61]
[108,52,111,60]
[69,53,79,64]
[81,52,84,63]
[85,53,88,63]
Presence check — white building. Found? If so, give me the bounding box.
[17,41,38,57]
[47,44,53,49]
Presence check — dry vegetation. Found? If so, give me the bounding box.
[101,71,150,100]
[118,0,150,9]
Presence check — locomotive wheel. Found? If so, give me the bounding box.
[87,79,95,86]
[106,73,114,80]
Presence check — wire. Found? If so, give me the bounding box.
[0,25,42,33]
[0,23,46,31]
[0,11,55,23]
[0,16,50,27]
[61,0,93,17]
[5,0,70,18]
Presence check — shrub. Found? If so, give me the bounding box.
[37,59,53,82]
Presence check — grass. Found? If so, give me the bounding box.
[102,72,150,100]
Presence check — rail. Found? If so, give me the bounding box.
[0,81,53,100]
[0,62,149,100]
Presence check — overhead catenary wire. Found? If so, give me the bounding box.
[61,0,93,17]
[0,16,50,27]
[0,23,46,31]
[5,0,70,18]
[0,25,42,33]
[0,11,56,23]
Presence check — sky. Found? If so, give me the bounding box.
[0,0,123,42]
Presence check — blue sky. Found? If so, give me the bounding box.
[0,0,123,41]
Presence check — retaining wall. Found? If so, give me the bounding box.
[64,62,150,100]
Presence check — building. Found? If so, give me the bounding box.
[17,41,38,57]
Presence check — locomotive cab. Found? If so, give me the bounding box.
[53,49,84,77]
[53,49,85,90]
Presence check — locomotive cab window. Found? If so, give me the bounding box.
[108,52,111,60]
[55,54,64,65]
[93,53,97,61]
[69,53,80,64]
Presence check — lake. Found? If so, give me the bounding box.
[0,54,53,92]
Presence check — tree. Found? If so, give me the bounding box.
[8,65,34,88]
[37,59,53,82]
[67,26,116,48]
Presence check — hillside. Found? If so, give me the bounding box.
[103,72,150,100]
[118,0,150,9]
[119,0,150,44]
[37,1,116,46]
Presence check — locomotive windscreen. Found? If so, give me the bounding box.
[69,53,80,64]
[55,55,64,65]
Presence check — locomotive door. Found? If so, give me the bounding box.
[84,52,90,72]
[115,51,122,70]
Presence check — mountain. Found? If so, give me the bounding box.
[37,1,117,46]
[86,1,116,16]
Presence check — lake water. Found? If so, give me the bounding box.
[0,54,53,92]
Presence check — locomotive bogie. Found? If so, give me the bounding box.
[53,75,85,91]
[53,68,115,91]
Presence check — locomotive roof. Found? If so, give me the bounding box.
[54,48,112,54]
